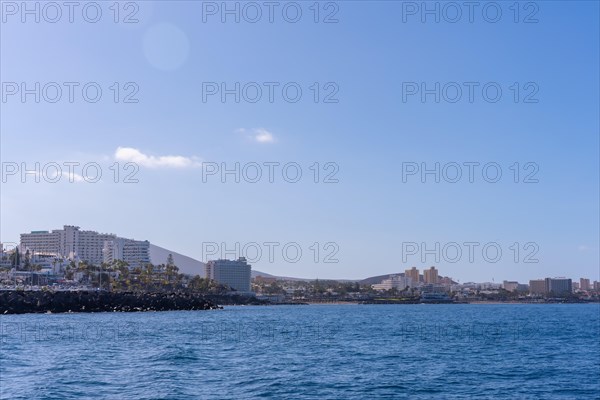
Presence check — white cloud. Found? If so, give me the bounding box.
[254,128,275,143]
[114,147,201,169]
[237,128,276,143]
[55,170,85,183]
[33,169,87,183]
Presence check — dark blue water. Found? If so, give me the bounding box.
[1,304,599,399]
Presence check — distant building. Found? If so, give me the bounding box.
[529,279,546,295]
[19,230,61,257]
[528,278,573,296]
[21,225,115,265]
[0,243,14,269]
[424,267,438,284]
[205,257,251,292]
[405,267,420,285]
[20,225,149,267]
[420,283,448,293]
[477,282,501,290]
[580,278,591,291]
[103,238,150,267]
[594,281,600,291]
[439,276,453,286]
[503,281,519,292]
[545,278,572,296]
[372,274,413,291]
[516,283,529,292]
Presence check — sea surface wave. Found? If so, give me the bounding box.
[1,304,599,399]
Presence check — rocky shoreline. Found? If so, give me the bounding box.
[0,291,222,314]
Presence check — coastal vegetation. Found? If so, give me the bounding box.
[2,256,232,295]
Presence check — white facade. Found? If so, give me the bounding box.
[21,225,149,267]
[103,238,150,267]
[19,230,61,256]
[372,274,413,291]
[205,257,251,292]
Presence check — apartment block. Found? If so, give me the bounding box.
[103,237,150,267]
[580,278,591,291]
[529,279,546,295]
[405,267,420,285]
[20,225,149,267]
[423,267,438,284]
[545,278,572,295]
[205,257,252,292]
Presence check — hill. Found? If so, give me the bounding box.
[149,244,206,276]
[359,273,405,286]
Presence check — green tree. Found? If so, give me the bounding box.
[10,247,20,268]
[23,249,31,271]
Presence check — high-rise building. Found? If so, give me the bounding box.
[77,229,115,266]
[20,225,149,267]
[545,278,572,296]
[405,267,420,285]
[21,225,114,265]
[103,238,150,267]
[529,279,546,295]
[580,278,591,291]
[423,266,438,284]
[19,230,60,257]
[516,283,529,292]
[205,257,252,292]
[529,278,573,296]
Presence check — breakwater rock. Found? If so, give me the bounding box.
[0,291,222,314]
[205,294,268,306]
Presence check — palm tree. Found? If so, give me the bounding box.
[23,250,31,271]
[9,248,20,269]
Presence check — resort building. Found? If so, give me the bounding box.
[20,225,149,267]
[529,278,573,296]
[545,278,572,295]
[205,257,252,292]
[103,238,150,267]
[372,274,413,291]
[529,279,546,295]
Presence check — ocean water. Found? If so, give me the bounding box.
[1,304,599,399]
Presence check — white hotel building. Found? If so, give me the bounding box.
[20,225,149,267]
[372,274,414,291]
[102,237,150,267]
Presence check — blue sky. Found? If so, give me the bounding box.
[1,1,598,282]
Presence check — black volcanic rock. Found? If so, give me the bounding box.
[0,291,222,314]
